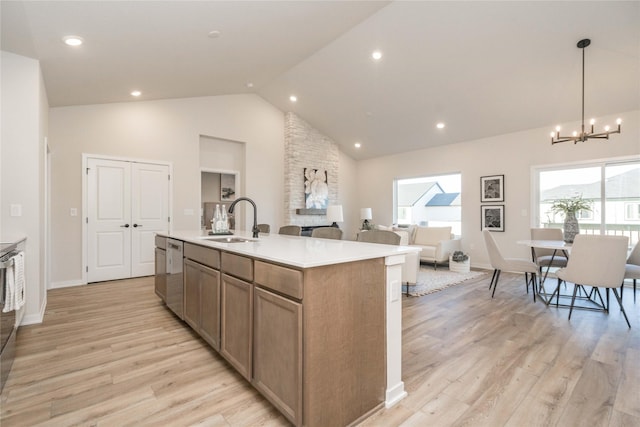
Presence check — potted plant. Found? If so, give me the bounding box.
[550,195,591,243]
[450,250,470,273]
[451,250,469,263]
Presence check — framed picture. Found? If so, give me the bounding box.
[220,173,236,201]
[480,174,504,202]
[481,205,505,232]
[304,168,329,209]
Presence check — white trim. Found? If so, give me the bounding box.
[82,153,173,284]
[49,279,86,290]
[20,293,47,326]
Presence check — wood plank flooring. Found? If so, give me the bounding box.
[1,273,638,426]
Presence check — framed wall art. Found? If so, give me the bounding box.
[480,174,504,202]
[220,173,236,201]
[481,205,505,232]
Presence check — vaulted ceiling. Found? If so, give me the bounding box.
[3,1,639,160]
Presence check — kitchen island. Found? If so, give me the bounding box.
[155,230,419,427]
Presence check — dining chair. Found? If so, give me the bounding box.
[555,234,630,327]
[278,225,302,236]
[356,230,401,245]
[483,230,539,301]
[623,241,640,303]
[257,224,270,233]
[356,230,418,295]
[530,228,568,282]
[311,227,343,240]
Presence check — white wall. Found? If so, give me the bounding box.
[49,94,285,286]
[356,110,640,268]
[1,51,48,324]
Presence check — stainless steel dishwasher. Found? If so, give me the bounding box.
[166,239,184,319]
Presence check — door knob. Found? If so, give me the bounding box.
[133,224,142,228]
[120,224,130,228]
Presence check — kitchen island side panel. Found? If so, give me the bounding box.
[303,257,386,427]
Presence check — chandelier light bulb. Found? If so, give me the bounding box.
[572,131,578,137]
[616,118,622,125]
[604,125,610,131]
[550,131,555,138]
[590,118,595,125]
[555,126,561,132]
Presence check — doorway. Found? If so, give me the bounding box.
[84,155,171,283]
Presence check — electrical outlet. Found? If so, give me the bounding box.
[70,208,78,216]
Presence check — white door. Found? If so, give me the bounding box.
[131,162,169,277]
[87,158,169,282]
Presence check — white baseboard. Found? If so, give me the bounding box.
[49,279,86,290]
[20,294,47,326]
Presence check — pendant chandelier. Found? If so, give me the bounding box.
[551,39,622,145]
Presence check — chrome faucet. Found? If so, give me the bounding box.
[228,197,260,238]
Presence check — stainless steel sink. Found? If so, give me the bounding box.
[203,237,255,243]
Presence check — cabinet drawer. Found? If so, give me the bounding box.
[222,252,253,282]
[254,261,303,300]
[184,243,220,269]
[155,235,167,250]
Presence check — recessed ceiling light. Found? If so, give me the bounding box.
[63,36,83,46]
[246,82,254,88]
[372,50,383,60]
[436,122,446,129]
[131,90,141,97]
[208,30,221,38]
[289,95,297,102]
[354,142,362,148]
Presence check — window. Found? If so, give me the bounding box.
[394,173,461,236]
[625,203,640,221]
[535,159,640,247]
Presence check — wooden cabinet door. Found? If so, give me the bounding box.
[183,259,201,330]
[253,287,302,426]
[200,265,221,350]
[221,274,253,380]
[154,247,166,301]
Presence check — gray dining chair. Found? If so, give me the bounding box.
[530,228,568,283]
[257,224,270,233]
[623,241,640,303]
[278,225,301,236]
[556,234,629,327]
[483,230,539,301]
[356,230,401,245]
[311,227,342,240]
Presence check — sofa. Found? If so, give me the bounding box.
[379,225,461,270]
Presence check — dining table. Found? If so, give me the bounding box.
[516,239,606,311]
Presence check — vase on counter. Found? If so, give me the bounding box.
[563,212,579,243]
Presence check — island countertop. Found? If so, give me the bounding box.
[158,229,419,269]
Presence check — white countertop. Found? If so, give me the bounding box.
[160,230,420,269]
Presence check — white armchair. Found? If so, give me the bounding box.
[411,226,461,269]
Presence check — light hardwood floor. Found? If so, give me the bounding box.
[1,273,638,426]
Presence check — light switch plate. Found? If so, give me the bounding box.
[70,208,78,216]
[10,204,22,217]
[391,279,400,302]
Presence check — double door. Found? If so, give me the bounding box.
[87,158,169,282]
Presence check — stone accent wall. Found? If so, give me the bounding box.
[284,112,339,226]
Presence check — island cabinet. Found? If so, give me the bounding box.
[155,235,390,427]
[253,262,303,426]
[220,253,254,381]
[183,243,221,350]
[154,236,167,302]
